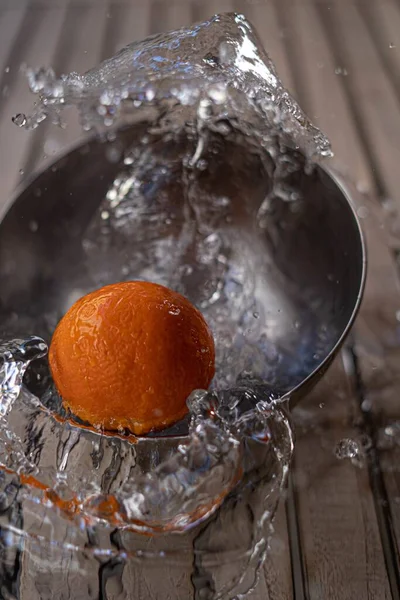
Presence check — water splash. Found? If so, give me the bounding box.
[2,12,336,598]
[0,345,292,531]
[13,13,331,161]
[335,438,360,460]
[334,436,370,468]
[0,339,293,598]
[0,336,47,415]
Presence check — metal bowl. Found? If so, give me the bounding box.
[0,131,366,407]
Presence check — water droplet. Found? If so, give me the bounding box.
[168,306,180,316]
[101,211,110,221]
[357,206,369,219]
[253,312,259,319]
[19,169,24,176]
[145,86,156,102]
[4,66,10,74]
[196,158,208,171]
[361,398,372,412]
[29,220,38,233]
[319,402,325,409]
[12,113,27,127]
[335,67,348,76]
[216,196,230,208]
[207,83,227,104]
[179,264,193,276]
[389,42,396,49]
[384,422,400,437]
[335,438,360,460]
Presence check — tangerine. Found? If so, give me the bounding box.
[49,281,215,435]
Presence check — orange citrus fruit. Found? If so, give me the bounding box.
[49,281,215,435]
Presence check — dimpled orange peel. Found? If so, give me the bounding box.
[49,281,215,435]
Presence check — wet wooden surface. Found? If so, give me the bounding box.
[1,0,400,598]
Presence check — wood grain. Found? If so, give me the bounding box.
[274,1,396,598]
[0,3,29,77]
[22,2,110,179]
[324,2,400,204]
[1,1,400,598]
[289,0,400,594]
[102,2,151,56]
[291,354,391,600]
[274,0,374,192]
[0,5,67,210]
[320,0,400,585]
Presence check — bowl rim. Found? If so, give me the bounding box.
[283,165,367,406]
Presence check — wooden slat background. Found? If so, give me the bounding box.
[1,1,400,598]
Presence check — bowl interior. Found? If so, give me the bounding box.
[0,128,365,402]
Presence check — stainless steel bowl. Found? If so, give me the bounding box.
[0,131,366,407]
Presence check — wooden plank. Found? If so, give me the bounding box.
[323,2,400,206]
[0,6,29,77]
[22,2,110,178]
[166,1,192,29]
[101,2,151,57]
[273,2,396,598]
[316,1,400,572]
[356,0,400,106]
[292,353,391,600]
[286,0,400,594]
[251,3,390,597]
[148,0,192,33]
[300,0,400,411]
[247,2,296,96]
[0,5,68,210]
[2,0,70,6]
[352,192,400,583]
[273,0,374,193]
[191,0,236,25]
[244,4,361,598]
